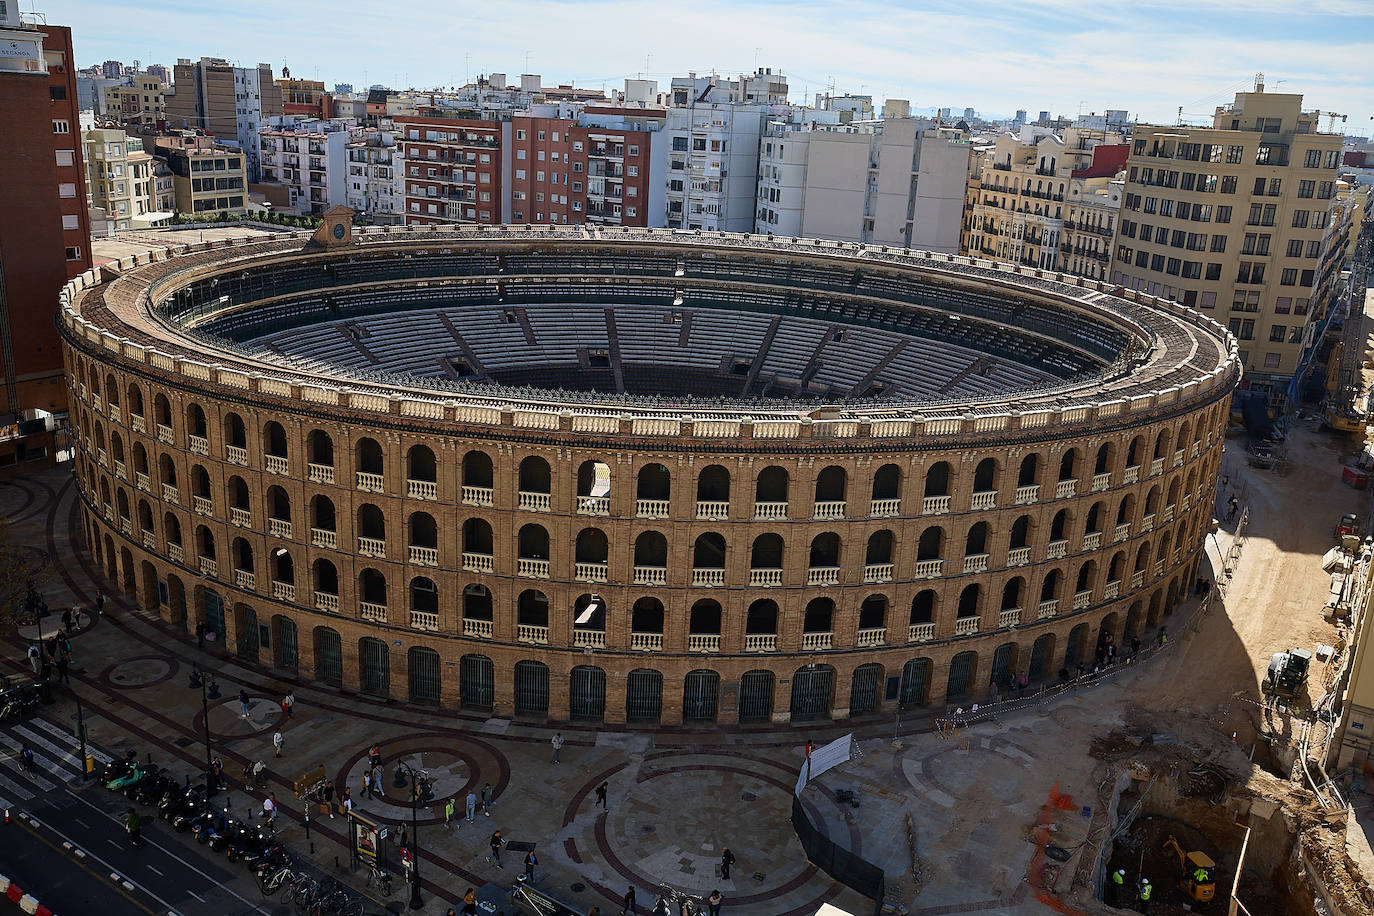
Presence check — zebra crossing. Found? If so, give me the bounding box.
[0,715,113,809]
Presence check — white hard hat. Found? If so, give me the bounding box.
[1142,878,1150,884]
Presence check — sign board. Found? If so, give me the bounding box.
[720,683,738,714]
[349,810,383,868]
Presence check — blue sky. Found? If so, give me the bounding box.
[43,0,1374,130]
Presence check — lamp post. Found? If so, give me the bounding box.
[186,665,221,801]
[392,759,424,910]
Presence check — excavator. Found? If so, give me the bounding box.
[1163,835,1216,904]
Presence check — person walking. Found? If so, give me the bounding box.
[462,887,478,915]
[523,849,538,882]
[273,730,284,757]
[1138,877,1152,913]
[19,742,36,776]
[251,758,266,789]
[239,689,251,718]
[621,885,636,915]
[369,743,382,768]
[481,782,494,817]
[27,643,41,675]
[445,795,456,828]
[323,780,336,818]
[72,603,83,628]
[595,781,608,811]
[370,767,382,800]
[342,786,353,816]
[361,769,372,800]
[719,847,735,880]
[551,732,564,763]
[707,889,723,916]
[281,692,295,717]
[125,807,142,848]
[466,788,477,823]
[1158,626,1167,648]
[61,608,73,633]
[262,793,278,830]
[55,653,70,685]
[487,829,504,868]
[212,756,225,790]
[96,591,105,616]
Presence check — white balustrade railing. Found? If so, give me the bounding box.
[1092,472,1111,492]
[226,445,249,466]
[578,495,610,515]
[806,566,840,587]
[311,527,336,549]
[407,479,437,500]
[463,618,493,638]
[1047,539,1068,559]
[691,567,725,587]
[1132,570,1144,588]
[518,624,549,644]
[156,424,173,444]
[193,495,212,515]
[1150,457,1165,475]
[167,542,184,564]
[518,557,550,578]
[265,455,289,475]
[954,616,979,636]
[1008,546,1031,567]
[1014,484,1039,505]
[267,518,292,539]
[753,501,787,520]
[971,490,997,510]
[188,435,208,456]
[162,483,179,504]
[1037,599,1058,618]
[1114,523,1130,543]
[272,581,296,602]
[634,565,667,586]
[801,631,833,650]
[574,561,608,583]
[358,536,386,558]
[1081,531,1102,551]
[315,592,339,613]
[812,500,846,520]
[922,494,951,515]
[636,498,670,518]
[962,553,989,574]
[856,627,886,647]
[462,485,493,507]
[1123,465,1140,484]
[409,545,438,566]
[308,463,335,484]
[1104,580,1121,599]
[356,471,384,492]
[360,601,387,622]
[744,634,777,652]
[908,622,935,642]
[410,610,439,631]
[518,490,550,512]
[631,632,663,651]
[914,558,944,579]
[198,556,217,578]
[233,569,254,592]
[1055,479,1077,499]
[688,634,721,652]
[463,552,494,573]
[573,628,606,649]
[870,497,900,517]
[695,500,729,520]
[863,563,894,583]
[1073,590,1092,610]
[999,608,1022,628]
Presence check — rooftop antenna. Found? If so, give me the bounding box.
[1254,71,1264,92]
[1176,105,1183,126]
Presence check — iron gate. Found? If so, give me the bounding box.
[459,654,494,711]
[849,664,882,717]
[790,665,835,721]
[739,670,774,723]
[570,665,606,721]
[237,606,259,660]
[1029,635,1051,682]
[990,643,1013,691]
[683,670,720,723]
[946,651,975,699]
[273,616,298,671]
[625,669,663,723]
[1065,624,1087,668]
[360,637,390,696]
[899,659,930,709]
[314,627,342,686]
[203,591,225,642]
[410,647,442,705]
[514,660,549,717]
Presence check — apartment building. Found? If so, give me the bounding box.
[664,102,767,231]
[234,65,281,181]
[102,72,166,126]
[397,116,506,225]
[0,12,91,425]
[257,117,350,215]
[83,127,155,229]
[167,58,281,179]
[345,128,404,223]
[1110,87,1343,399]
[146,133,247,214]
[279,76,329,118]
[1056,144,1128,280]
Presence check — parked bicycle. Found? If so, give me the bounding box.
[364,861,393,896]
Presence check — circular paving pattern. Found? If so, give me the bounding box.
[194,693,288,743]
[334,732,512,827]
[98,653,181,690]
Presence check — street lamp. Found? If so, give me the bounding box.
[186,665,221,801]
[391,759,424,910]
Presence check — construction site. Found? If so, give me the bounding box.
[802,275,1374,915]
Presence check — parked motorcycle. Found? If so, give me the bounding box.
[162,785,206,823]
[131,772,179,807]
[101,750,139,786]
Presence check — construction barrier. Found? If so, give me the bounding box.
[790,795,885,916]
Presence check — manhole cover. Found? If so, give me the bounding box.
[174,737,194,748]
[571,882,586,893]
[740,791,758,802]
[641,824,655,834]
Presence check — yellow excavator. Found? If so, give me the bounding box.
[1163,835,1216,904]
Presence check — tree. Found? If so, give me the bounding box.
[0,513,48,633]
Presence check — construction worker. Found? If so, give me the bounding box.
[1138,877,1152,913]
[1109,868,1126,905]
[1193,864,1209,885]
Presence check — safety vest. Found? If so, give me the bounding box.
[1112,872,1125,885]
[1194,868,1208,883]
[1139,884,1152,901]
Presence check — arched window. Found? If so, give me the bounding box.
[263,421,288,459]
[973,457,996,493]
[865,530,894,566]
[633,530,668,569]
[696,465,730,506]
[751,533,783,569]
[814,465,847,505]
[956,584,980,619]
[808,532,841,568]
[406,444,436,483]
[632,597,666,634]
[308,429,334,467]
[917,526,943,561]
[924,461,951,497]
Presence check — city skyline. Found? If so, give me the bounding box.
[51,0,1374,129]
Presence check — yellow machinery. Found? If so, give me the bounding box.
[1163,835,1216,903]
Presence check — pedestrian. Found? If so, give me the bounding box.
[551,732,564,763]
[19,742,36,776]
[524,848,538,881]
[212,755,224,789]
[281,692,295,717]
[595,781,608,810]
[1138,877,1152,913]
[466,788,477,822]
[1017,670,1029,694]
[361,768,373,800]
[445,795,456,827]
[55,654,70,685]
[251,758,266,789]
[239,688,251,718]
[61,608,73,633]
[196,621,205,649]
[462,887,478,915]
[27,643,41,675]
[707,889,722,916]
[1158,626,1167,647]
[369,743,382,768]
[342,786,353,816]
[262,793,277,828]
[488,829,504,868]
[72,604,83,628]
[1131,635,1141,658]
[481,781,494,817]
[805,739,814,759]
[370,767,382,800]
[1109,867,1126,906]
[273,729,284,757]
[125,807,142,848]
[96,591,105,615]
[720,847,735,880]
[323,780,336,818]
[621,886,636,915]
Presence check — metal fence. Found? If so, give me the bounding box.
[790,795,885,916]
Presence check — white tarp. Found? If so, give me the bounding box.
[795,732,853,797]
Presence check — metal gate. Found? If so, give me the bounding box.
[625,669,663,723]
[459,654,494,711]
[1028,635,1051,682]
[683,670,719,723]
[236,606,259,660]
[570,665,606,721]
[203,591,225,642]
[1065,624,1087,668]
[360,637,390,696]
[899,659,930,709]
[789,665,834,721]
[314,627,342,686]
[410,647,442,706]
[273,616,298,671]
[849,664,883,717]
[946,651,975,699]
[990,643,1013,691]
[514,660,549,717]
[739,670,774,723]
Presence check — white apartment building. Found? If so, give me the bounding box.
[663,100,769,231]
[82,127,155,230]
[345,128,404,223]
[258,117,351,216]
[234,66,269,182]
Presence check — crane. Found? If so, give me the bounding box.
[1319,110,1348,133]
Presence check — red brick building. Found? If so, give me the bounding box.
[397,116,505,225]
[0,16,91,422]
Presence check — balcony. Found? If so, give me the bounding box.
[691,568,726,587]
[1153,559,1165,577]
[1047,539,1068,559]
[167,542,184,564]
[108,404,121,424]
[189,435,209,456]
[311,527,336,549]
[315,592,340,613]
[266,455,289,475]
[637,498,670,518]
[971,491,997,510]
[130,414,146,434]
[193,495,212,516]
[908,622,935,642]
[695,500,729,520]
[1091,473,1111,493]
[156,424,173,444]
[999,607,1022,628]
[198,556,217,578]
[1114,523,1131,543]
[1081,531,1102,551]
[1173,449,1185,468]
[308,463,335,484]
[745,633,777,652]
[1008,546,1031,567]
[575,561,608,583]
[233,569,255,590]
[409,545,438,566]
[962,554,989,574]
[1015,484,1039,505]
[162,483,179,504]
[856,627,886,648]
[634,565,667,586]
[1190,442,1201,459]
[807,566,840,587]
[954,616,979,636]
[1073,590,1092,610]
[578,495,610,516]
[870,498,900,517]
[270,581,295,602]
[914,558,944,579]
[407,479,437,500]
[226,445,249,467]
[114,459,127,480]
[631,632,663,651]
[1055,479,1077,499]
[863,563,894,583]
[753,501,787,520]
[1141,513,1156,531]
[813,500,846,520]
[801,631,833,650]
[518,557,550,578]
[463,618,493,639]
[135,471,150,492]
[1037,599,1058,619]
[518,491,551,512]
[267,518,292,539]
[922,495,951,515]
[1150,457,1165,475]
[1104,579,1121,600]
[1161,504,1175,523]
[1132,569,1145,588]
[1123,465,1140,484]
[688,634,721,652]
[573,628,606,649]
[141,529,156,550]
[360,601,387,622]
[358,536,386,558]
[518,624,549,644]
[356,471,384,493]
[463,485,494,507]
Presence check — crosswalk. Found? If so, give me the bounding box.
[0,715,114,809]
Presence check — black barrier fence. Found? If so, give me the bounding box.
[790,795,885,916]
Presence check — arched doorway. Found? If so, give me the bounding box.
[314,627,342,686]
[272,615,298,671]
[570,666,606,721]
[459,654,494,711]
[514,661,549,718]
[946,651,976,700]
[626,669,663,723]
[359,637,390,696]
[1028,634,1055,682]
[410,647,442,706]
[790,665,835,721]
[739,670,775,723]
[849,663,883,717]
[900,659,931,708]
[683,670,720,723]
